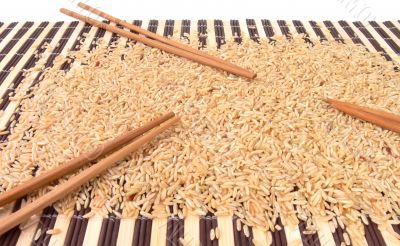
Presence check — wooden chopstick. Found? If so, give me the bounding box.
[0,115,179,235]
[77,2,256,79]
[325,98,400,133]
[0,112,175,207]
[326,98,400,124]
[59,8,256,79]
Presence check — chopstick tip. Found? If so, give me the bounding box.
[172,116,181,124]
[321,98,333,104]
[77,2,87,8]
[60,8,74,17]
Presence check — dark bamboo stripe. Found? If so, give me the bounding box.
[133,20,142,28]
[167,215,183,246]
[365,223,381,246]
[132,216,152,246]
[98,217,110,246]
[331,224,340,246]
[323,21,344,43]
[246,19,259,42]
[64,210,79,245]
[42,22,76,70]
[0,22,18,45]
[393,222,400,235]
[272,226,280,246]
[200,214,218,246]
[88,20,108,51]
[353,21,391,61]
[205,217,212,246]
[166,217,173,246]
[214,20,225,48]
[68,209,85,246]
[71,23,91,51]
[43,209,58,246]
[102,178,125,246]
[383,21,400,39]
[132,217,141,246]
[276,218,287,246]
[0,22,34,64]
[240,230,247,246]
[148,20,158,33]
[233,216,250,246]
[369,21,400,54]
[109,23,123,45]
[33,206,57,245]
[4,226,20,246]
[211,217,219,246]
[364,221,374,246]
[111,216,121,246]
[33,206,52,242]
[172,218,179,246]
[198,19,207,48]
[98,213,121,246]
[331,218,351,246]
[271,227,281,246]
[138,217,148,246]
[232,217,240,246]
[249,226,254,246]
[230,20,242,44]
[0,111,20,143]
[0,225,20,246]
[178,217,184,243]
[144,218,152,246]
[0,199,23,245]
[200,215,207,246]
[64,207,90,246]
[292,20,312,44]
[364,217,386,246]
[338,21,364,45]
[164,20,175,37]
[74,207,90,245]
[181,19,191,39]
[60,23,92,71]
[299,220,321,246]
[261,20,275,39]
[309,21,327,41]
[277,20,291,38]
[292,20,307,35]
[239,221,247,246]
[0,22,3,28]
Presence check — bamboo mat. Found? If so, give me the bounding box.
[0,19,399,246]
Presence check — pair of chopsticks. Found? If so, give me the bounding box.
[59,2,257,79]
[325,99,400,134]
[0,112,179,235]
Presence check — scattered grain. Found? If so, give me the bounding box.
[47,228,61,235]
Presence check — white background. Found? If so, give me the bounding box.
[0,0,399,21]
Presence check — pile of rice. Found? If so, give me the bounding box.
[1,33,400,240]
